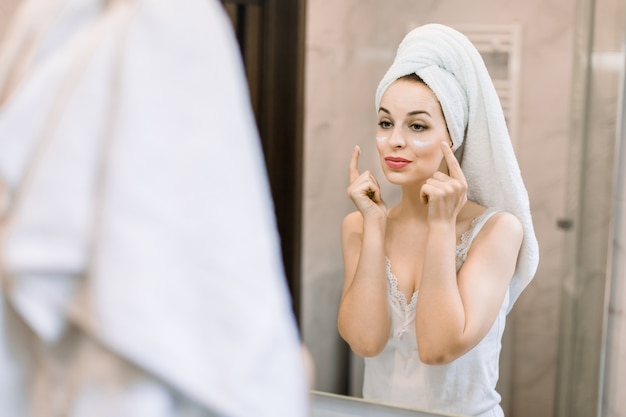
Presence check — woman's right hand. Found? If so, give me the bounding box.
[347,146,387,220]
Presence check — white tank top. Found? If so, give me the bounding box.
[362,208,508,417]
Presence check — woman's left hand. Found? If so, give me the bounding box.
[419,142,468,223]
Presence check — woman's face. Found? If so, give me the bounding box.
[376,78,452,186]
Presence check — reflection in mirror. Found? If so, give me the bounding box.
[336,22,538,417]
[301,1,626,416]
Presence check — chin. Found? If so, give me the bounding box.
[383,172,416,186]
[383,169,431,186]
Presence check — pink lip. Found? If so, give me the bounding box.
[384,156,411,169]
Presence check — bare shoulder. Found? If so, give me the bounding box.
[462,200,523,240]
[341,211,364,236]
[490,211,523,235]
[482,210,524,247]
[462,210,524,285]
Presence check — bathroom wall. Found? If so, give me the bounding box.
[0,0,18,41]
[301,1,576,416]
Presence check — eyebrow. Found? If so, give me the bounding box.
[378,107,431,117]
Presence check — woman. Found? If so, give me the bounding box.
[338,24,539,417]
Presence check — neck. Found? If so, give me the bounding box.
[392,182,429,220]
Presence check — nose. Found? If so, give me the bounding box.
[388,128,406,149]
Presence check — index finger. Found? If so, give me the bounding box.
[349,145,361,183]
[441,141,464,180]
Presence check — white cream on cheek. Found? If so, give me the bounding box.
[412,139,433,148]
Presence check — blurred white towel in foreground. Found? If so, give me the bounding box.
[0,0,308,416]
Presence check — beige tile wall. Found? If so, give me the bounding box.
[0,0,19,40]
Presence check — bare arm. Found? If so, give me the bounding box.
[337,147,390,357]
[416,212,522,364]
[415,142,523,364]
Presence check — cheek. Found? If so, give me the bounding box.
[412,143,444,169]
[376,140,386,157]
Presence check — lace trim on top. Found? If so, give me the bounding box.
[456,213,482,263]
[386,257,418,312]
[386,208,499,313]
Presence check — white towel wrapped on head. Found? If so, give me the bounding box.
[376,23,538,311]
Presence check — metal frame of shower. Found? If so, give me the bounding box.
[556,0,626,415]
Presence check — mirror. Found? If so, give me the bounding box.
[311,391,466,417]
[300,0,626,416]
